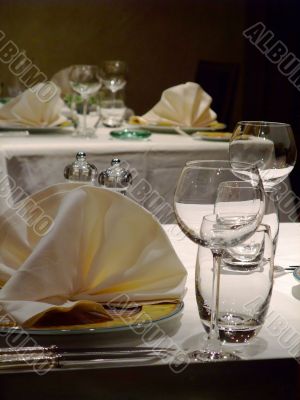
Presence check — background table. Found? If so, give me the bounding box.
[0,128,228,213]
[0,128,295,221]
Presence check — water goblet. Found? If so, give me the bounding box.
[197,224,274,344]
[174,160,265,361]
[100,60,127,100]
[69,65,102,137]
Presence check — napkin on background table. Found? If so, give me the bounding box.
[0,183,187,328]
[0,82,67,128]
[51,67,73,97]
[131,82,217,127]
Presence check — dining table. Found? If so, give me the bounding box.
[0,126,229,213]
[0,222,299,399]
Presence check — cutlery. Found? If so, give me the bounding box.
[284,266,298,271]
[174,126,190,137]
[0,346,173,372]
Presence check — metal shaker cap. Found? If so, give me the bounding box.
[98,158,132,192]
[64,151,98,184]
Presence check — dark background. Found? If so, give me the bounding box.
[0,0,299,194]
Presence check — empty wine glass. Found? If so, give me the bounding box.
[69,65,102,137]
[230,122,296,190]
[262,189,279,251]
[100,60,127,100]
[174,160,265,361]
[230,121,296,265]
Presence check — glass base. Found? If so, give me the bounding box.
[103,120,123,128]
[189,349,240,362]
[274,265,285,273]
[201,314,260,343]
[72,127,96,138]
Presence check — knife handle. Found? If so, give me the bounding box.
[0,351,58,371]
[0,346,57,355]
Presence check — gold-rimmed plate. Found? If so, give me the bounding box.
[192,131,232,142]
[126,121,226,134]
[0,302,183,335]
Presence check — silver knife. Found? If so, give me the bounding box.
[0,346,172,372]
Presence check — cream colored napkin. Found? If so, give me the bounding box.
[0,184,187,327]
[51,67,73,96]
[131,82,217,127]
[0,83,67,128]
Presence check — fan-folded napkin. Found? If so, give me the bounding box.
[0,83,67,128]
[0,184,186,327]
[131,82,216,127]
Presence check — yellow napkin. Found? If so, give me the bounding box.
[0,83,67,128]
[131,82,217,127]
[0,184,187,328]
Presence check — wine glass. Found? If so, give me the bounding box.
[229,121,296,264]
[100,60,127,100]
[229,121,296,191]
[174,160,265,361]
[69,65,102,137]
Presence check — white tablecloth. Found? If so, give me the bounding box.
[0,127,228,214]
[27,223,300,365]
[162,223,300,362]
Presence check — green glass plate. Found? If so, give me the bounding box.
[293,267,300,282]
[110,129,152,140]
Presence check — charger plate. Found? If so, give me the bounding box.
[0,121,74,134]
[192,131,232,141]
[126,121,226,134]
[0,302,183,335]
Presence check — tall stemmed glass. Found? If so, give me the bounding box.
[69,65,102,137]
[100,60,127,102]
[229,121,297,256]
[174,160,265,361]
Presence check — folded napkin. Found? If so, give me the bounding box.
[0,83,67,128]
[0,184,186,328]
[51,67,73,96]
[131,82,217,127]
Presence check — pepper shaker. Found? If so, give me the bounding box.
[98,158,132,195]
[64,151,98,184]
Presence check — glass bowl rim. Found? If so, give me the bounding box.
[236,121,291,128]
[185,160,259,171]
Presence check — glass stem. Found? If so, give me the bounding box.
[82,97,88,133]
[265,188,280,252]
[111,90,116,106]
[208,250,222,342]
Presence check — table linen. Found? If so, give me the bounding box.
[132,82,216,127]
[160,223,300,362]
[0,83,66,128]
[0,184,186,327]
[0,128,229,215]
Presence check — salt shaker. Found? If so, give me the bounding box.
[64,151,98,184]
[98,158,132,195]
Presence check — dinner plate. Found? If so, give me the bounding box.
[0,123,74,134]
[192,131,232,142]
[126,122,226,134]
[0,302,183,335]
